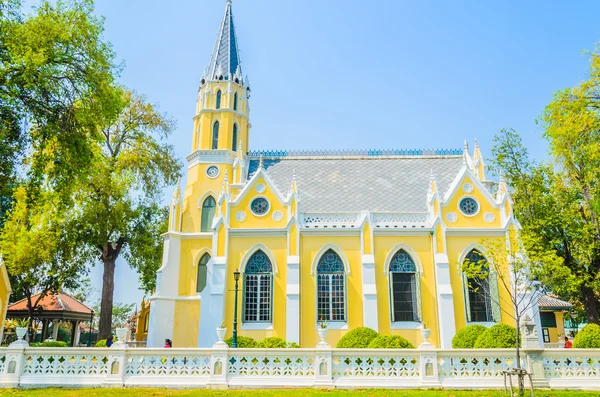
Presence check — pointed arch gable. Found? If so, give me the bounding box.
[383,243,424,275]
[457,243,489,272]
[311,243,351,275]
[443,167,498,208]
[198,191,218,209]
[240,244,279,275]
[192,248,213,268]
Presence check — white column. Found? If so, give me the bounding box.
[147,234,181,347]
[52,320,60,341]
[361,255,378,331]
[434,254,456,348]
[198,256,227,347]
[286,256,300,344]
[73,321,81,346]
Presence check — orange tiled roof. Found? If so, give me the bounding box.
[8,291,93,315]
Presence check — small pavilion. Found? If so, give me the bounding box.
[6,291,94,347]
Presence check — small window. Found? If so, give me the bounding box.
[317,249,346,322]
[542,328,550,343]
[459,197,479,216]
[389,250,420,322]
[196,253,210,293]
[233,92,238,111]
[212,121,219,149]
[201,196,216,232]
[540,312,557,328]
[232,124,238,152]
[216,90,222,109]
[250,197,270,216]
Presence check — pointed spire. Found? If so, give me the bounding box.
[474,138,479,149]
[258,154,264,170]
[206,0,243,81]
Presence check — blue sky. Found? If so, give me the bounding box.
[31,0,600,305]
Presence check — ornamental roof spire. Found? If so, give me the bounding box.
[205,0,243,82]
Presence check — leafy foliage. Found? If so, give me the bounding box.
[257,337,287,348]
[573,324,600,348]
[474,324,518,349]
[452,325,488,349]
[336,327,379,348]
[29,341,68,348]
[224,336,258,348]
[95,339,107,347]
[367,335,414,349]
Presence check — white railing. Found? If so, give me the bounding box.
[0,345,599,389]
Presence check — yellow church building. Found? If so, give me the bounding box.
[147,0,529,348]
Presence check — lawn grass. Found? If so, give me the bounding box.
[1,389,597,397]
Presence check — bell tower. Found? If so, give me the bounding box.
[192,0,250,155]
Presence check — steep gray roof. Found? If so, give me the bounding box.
[538,295,572,310]
[206,0,242,80]
[248,156,464,212]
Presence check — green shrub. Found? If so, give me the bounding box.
[286,342,300,348]
[95,339,107,347]
[573,324,600,348]
[258,337,287,348]
[336,327,379,348]
[474,323,518,348]
[452,324,487,349]
[225,335,258,348]
[41,341,68,347]
[368,335,414,349]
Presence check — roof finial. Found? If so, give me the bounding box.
[226,0,232,5]
[463,140,469,152]
[474,137,479,149]
[429,168,435,181]
[292,168,297,181]
[258,154,264,170]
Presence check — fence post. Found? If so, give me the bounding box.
[418,341,441,387]
[0,347,25,388]
[314,340,334,388]
[103,346,126,387]
[207,341,229,389]
[521,316,549,389]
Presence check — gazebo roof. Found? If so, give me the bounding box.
[538,294,573,311]
[7,291,94,322]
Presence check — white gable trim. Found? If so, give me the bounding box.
[311,243,351,276]
[443,165,497,207]
[192,248,213,268]
[198,191,218,209]
[457,243,488,272]
[240,243,279,276]
[383,243,424,275]
[231,167,288,207]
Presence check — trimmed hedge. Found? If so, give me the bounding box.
[225,336,258,348]
[336,327,379,348]
[368,335,414,349]
[258,337,287,348]
[95,339,107,347]
[573,324,600,348]
[452,324,487,349]
[29,341,68,348]
[474,323,518,348]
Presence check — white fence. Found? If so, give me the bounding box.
[0,345,599,389]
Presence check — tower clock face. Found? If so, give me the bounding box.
[206,165,220,178]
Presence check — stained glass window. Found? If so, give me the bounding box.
[459,197,479,215]
[389,250,419,322]
[216,90,222,109]
[244,250,273,322]
[464,249,494,322]
[201,196,216,232]
[250,197,269,216]
[232,124,238,152]
[196,253,210,293]
[212,121,219,150]
[317,249,346,322]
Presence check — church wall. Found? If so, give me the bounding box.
[178,238,212,296]
[229,176,287,230]
[300,235,363,348]
[373,234,439,348]
[181,164,226,233]
[173,300,201,347]
[442,176,501,229]
[225,237,288,342]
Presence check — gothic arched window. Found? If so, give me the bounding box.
[463,249,500,322]
[389,249,421,322]
[317,249,346,322]
[196,253,210,293]
[232,124,238,152]
[216,90,222,109]
[212,121,219,149]
[233,92,238,111]
[243,250,273,322]
[201,196,216,232]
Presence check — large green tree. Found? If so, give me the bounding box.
[0,184,84,323]
[76,90,180,338]
[492,48,600,323]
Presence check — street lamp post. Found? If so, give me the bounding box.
[570,310,578,334]
[232,269,241,348]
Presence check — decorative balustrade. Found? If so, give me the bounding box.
[247,149,463,158]
[302,212,361,228]
[372,212,430,228]
[0,346,599,389]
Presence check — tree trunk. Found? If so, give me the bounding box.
[99,254,116,339]
[581,285,600,324]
